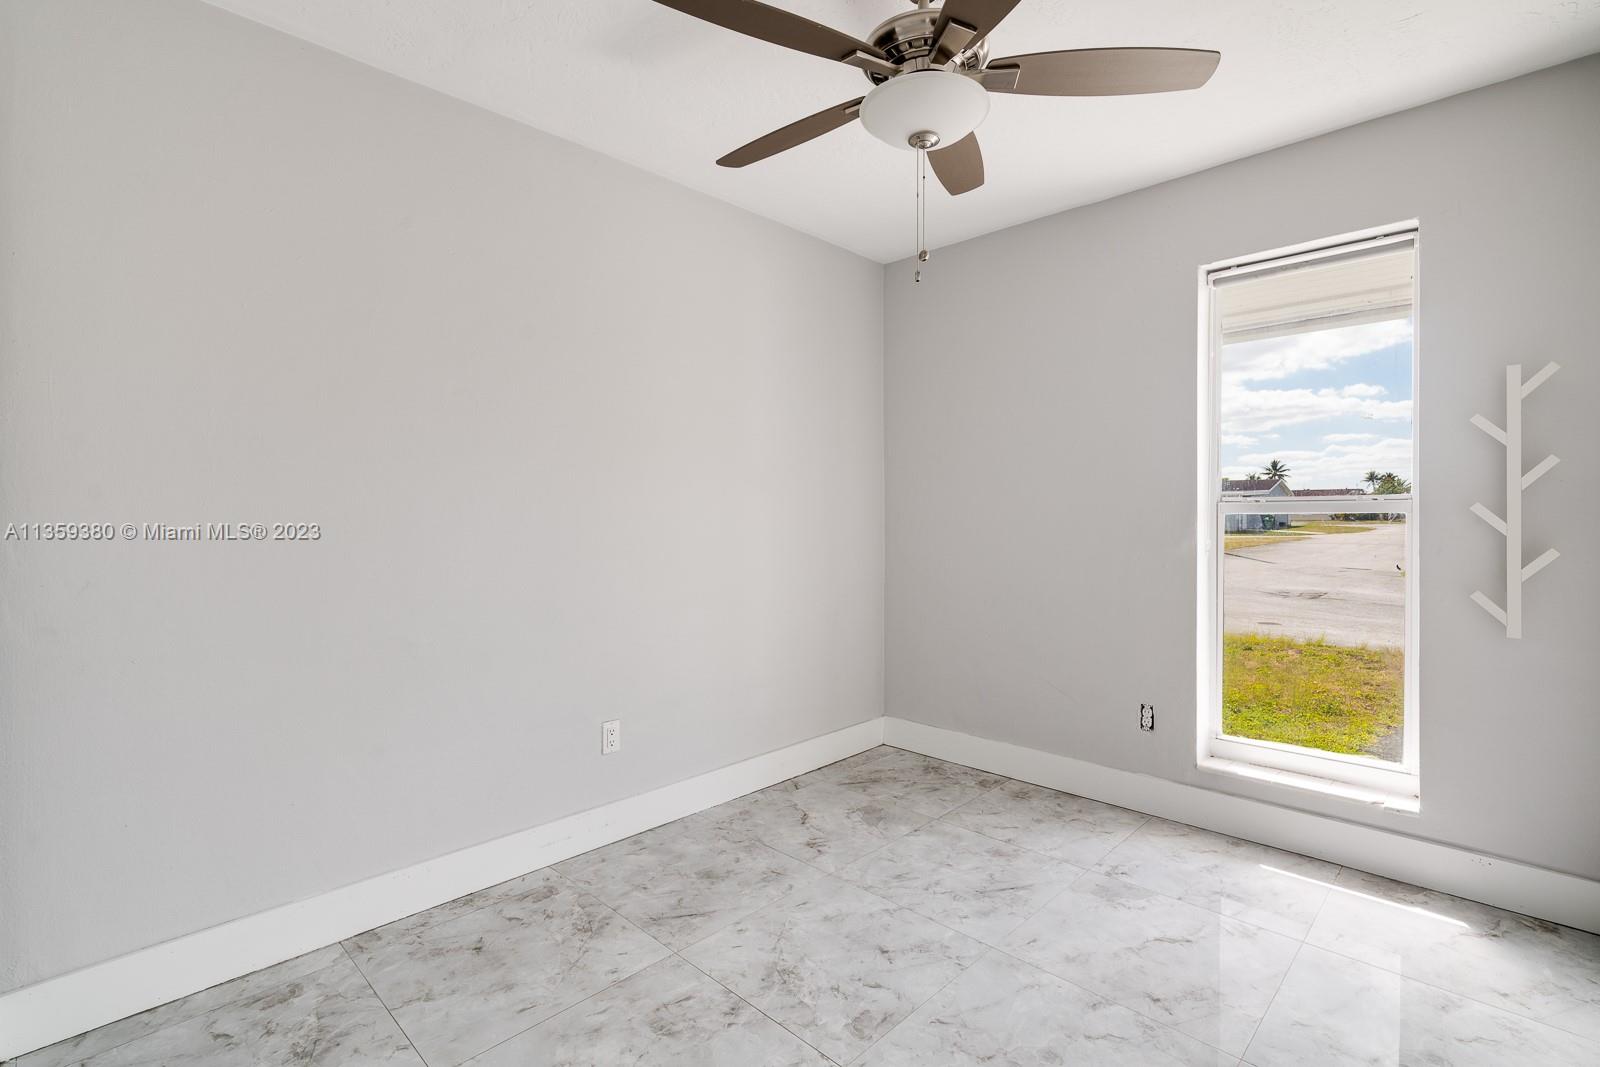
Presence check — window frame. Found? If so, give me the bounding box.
[1195,223,1421,803]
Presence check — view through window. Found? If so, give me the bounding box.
[1205,232,1417,787]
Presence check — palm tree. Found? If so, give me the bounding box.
[1363,470,1381,491]
[1361,473,1411,522]
[1375,472,1411,495]
[1260,459,1290,483]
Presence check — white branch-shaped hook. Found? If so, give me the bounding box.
[1522,548,1559,582]
[1469,362,1561,638]
[1521,361,1560,398]
[1471,591,1507,626]
[1523,455,1560,489]
[1470,502,1506,535]
[1470,414,1507,444]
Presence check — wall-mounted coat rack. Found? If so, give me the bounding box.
[1470,362,1561,638]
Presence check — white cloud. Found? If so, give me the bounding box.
[1222,382,1412,434]
[1220,433,1258,445]
[1222,319,1411,384]
[1323,432,1378,443]
[1227,437,1414,489]
[1339,383,1387,398]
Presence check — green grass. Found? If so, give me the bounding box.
[1294,521,1377,535]
[1222,633,1403,755]
[1223,520,1378,552]
[1224,530,1308,550]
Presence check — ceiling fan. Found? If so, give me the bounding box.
[651,0,1222,197]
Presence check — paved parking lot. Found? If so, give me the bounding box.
[1224,523,1406,648]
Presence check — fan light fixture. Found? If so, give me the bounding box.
[651,0,1222,269]
[858,70,990,151]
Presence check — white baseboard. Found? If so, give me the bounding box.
[883,717,1600,935]
[10,714,1596,1061]
[0,718,885,1062]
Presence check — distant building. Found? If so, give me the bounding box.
[1220,478,1292,532]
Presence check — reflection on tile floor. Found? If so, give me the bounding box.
[17,746,1600,1066]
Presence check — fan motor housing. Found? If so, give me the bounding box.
[863,7,989,84]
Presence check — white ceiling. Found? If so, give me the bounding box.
[203,1,1600,262]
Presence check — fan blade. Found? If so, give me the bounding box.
[652,0,885,64]
[932,0,1022,63]
[985,47,1221,96]
[717,98,864,168]
[928,133,984,195]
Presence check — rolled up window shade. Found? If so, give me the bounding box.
[1212,236,1415,344]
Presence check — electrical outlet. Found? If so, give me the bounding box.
[601,719,621,754]
[1139,703,1155,732]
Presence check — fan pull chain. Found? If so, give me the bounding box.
[914,148,929,283]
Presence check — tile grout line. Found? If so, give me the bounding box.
[1237,937,1308,1062]
[1280,936,1600,1046]
[339,942,435,1067]
[809,849,1095,987]
[447,953,684,1066]
[428,877,682,1065]
[935,805,1149,867]
[553,799,857,1062]
[396,758,1600,1063]
[508,856,1600,1067]
[672,952,843,1065]
[819,825,1097,954]
[629,771,1010,1062]
[915,783,1177,930]
[901,757,1352,943]
[987,863,1096,939]
[937,806,1151,867]
[913,747,1381,886]
[690,772,1600,1062]
[48,749,1591,1066]
[800,813,937,879]
[1270,862,1576,1031]
[343,865,578,964]
[339,864,668,1066]
[1224,858,1600,1050]
[1053,832,1316,1061]
[822,859,1226,1058]
[17,758,824,1063]
[853,795,1371,1064]
[409,788,1600,1059]
[13,954,355,1067]
[841,944,992,1066]
[782,777,1029,1060]
[424,753,1600,1063]
[634,838,846,959]
[977,938,1244,1061]
[707,765,1011,903]
[1083,820,1341,941]
[760,761,1320,1007]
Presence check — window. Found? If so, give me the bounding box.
[1197,225,1419,804]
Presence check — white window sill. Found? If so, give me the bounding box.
[1198,755,1421,814]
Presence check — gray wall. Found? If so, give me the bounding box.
[886,56,1600,880]
[0,0,884,992]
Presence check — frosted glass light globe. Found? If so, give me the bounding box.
[858,70,990,151]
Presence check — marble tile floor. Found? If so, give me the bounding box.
[14,745,1600,1066]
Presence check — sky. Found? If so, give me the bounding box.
[1220,317,1413,490]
